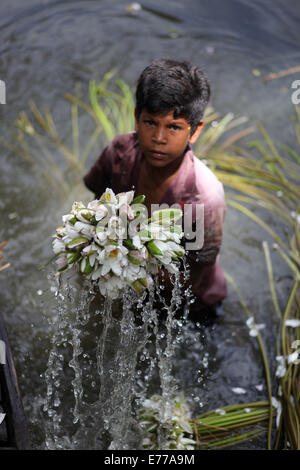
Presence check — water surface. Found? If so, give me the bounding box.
[0,0,299,449]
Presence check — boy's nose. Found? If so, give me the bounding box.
[152,126,167,144]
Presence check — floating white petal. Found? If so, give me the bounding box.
[0,340,5,364]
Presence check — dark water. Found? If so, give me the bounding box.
[0,0,299,449]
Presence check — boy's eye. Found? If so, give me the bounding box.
[169,124,181,130]
[142,119,183,131]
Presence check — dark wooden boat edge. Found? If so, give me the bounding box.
[0,312,31,450]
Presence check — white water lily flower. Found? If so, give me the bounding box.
[52,238,65,254]
[73,221,95,239]
[131,234,143,249]
[55,225,67,238]
[288,351,300,364]
[106,216,126,240]
[50,190,184,298]
[119,203,135,222]
[116,190,134,207]
[148,239,183,268]
[62,225,81,244]
[71,201,85,212]
[272,396,282,429]
[147,258,160,275]
[82,243,99,267]
[90,265,102,281]
[100,188,118,205]
[75,208,96,224]
[164,263,179,274]
[100,243,129,277]
[95,204,109,222]
[94,223,108,245]
[62,213,75,224]
[178,437,196,447]
[165,240,185,257]
[99,275,126,299]
[55,253,68,270]
[246,316,266,337]
[215,409,226,415]
[290,211,300,225]
[87,199,108,221]
[275,356,286,378]
[172,404,193,434]
[139,394,195,450]
[128,246,149,264]
[123,264,146,283]
[285,319,300,328]
[232,387,247,394]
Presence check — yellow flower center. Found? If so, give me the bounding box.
[109,248,119,258]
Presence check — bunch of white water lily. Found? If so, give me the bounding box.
[52,188,185,299]
[139,394,196,450]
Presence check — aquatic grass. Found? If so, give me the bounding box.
[224,272,274,449]
[0,240,10,272]
[200,116,300,449]
[1,75,300,449]
[193,401,275,449]
[139,394,274,450]
[0,73,137,201]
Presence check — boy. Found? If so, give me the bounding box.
[84,59,227,322]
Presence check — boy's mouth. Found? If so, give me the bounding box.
[149,149,167,158]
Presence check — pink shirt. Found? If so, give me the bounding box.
[84,132,227,305]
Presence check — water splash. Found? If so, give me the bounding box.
[43,265,190,450]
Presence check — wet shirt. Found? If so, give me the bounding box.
[84,132,227,305]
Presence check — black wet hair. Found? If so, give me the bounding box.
[135,59,210,134]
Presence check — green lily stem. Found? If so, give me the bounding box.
[281,281,299,358]
[224,271,273,449]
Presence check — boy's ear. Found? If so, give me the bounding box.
[189,121,204,144]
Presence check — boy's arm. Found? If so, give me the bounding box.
[83,142,113,199]
[181,193,226,296]
[158,202,224,295]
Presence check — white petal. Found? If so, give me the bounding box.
[285,319,300,328]
[0,340,6,364]
[288,351,300,364]
[231,387,247,394]
[272,396,282,429]
[52,238,65,254]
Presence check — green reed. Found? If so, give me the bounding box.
[195,111,300,449]
[1,75,299,449]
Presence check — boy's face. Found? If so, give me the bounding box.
[135,109,203,169]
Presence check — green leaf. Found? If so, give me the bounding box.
[147,240,163,256]
[131,194,146,205]
[66,237,89,250]
[66,251,81,264]
[128,254,141,265]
